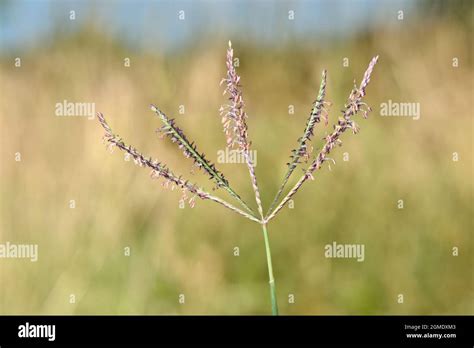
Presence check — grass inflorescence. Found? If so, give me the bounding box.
[97,42,379,315]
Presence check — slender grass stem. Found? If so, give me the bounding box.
[262,223,278,315]
[205,194,261,223]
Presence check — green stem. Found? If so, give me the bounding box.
[262,223,278,315]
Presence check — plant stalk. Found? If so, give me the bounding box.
[261,223,278,315]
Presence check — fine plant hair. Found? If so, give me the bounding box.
[97,41,378,315]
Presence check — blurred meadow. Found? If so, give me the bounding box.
[0,0,472,314]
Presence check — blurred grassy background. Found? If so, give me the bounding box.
[0,0,472,314]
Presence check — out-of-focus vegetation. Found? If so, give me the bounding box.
[0,1,472,314]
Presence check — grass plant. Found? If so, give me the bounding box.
[97,42,378,315]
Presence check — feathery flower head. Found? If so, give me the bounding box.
[97,112,206,203]
[265,56,379,223]
[220,40,250,153]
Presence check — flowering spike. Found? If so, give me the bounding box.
[97,112,259,223]
[150,104,254,215]
[266,56,379,223]
[267,69,329,214]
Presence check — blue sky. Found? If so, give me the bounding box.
[0,0,417,53]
